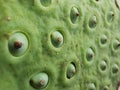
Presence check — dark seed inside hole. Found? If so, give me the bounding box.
[14,41,22,49]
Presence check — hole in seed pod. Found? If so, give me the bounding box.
[86,48,95,62]
[66,62,76,79]
[113,39,120,50]
[100,60,107,71]
[70,7,79,24]
[107,11,114,22]
[100,35,108,45]
[40,0,51,7]
[51,31,63,48]
[30,72,48,89]
[89,15,97,28]
[112,64,119,74]
[115,0,120,9]
[103,85,109,90]
[87,83,96,90]
[8,32,28,57]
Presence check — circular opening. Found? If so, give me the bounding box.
[115,0,120,9]
[70,6,79,24]
[8,32,29,57]
[50,30,64,48]
[89,15,97,29]
[30,72,49,89]
[66,62,76,79]
[86,47,95,62]
[87,83,96,90]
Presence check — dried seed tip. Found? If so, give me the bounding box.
[112,64,119,74]
[87,83,96,90]
[70,7,79,24]
[51,31,63,48]
[66,63,76,79]
[86,48,94,61]
[100,61,107,71]
[89,15,97,28]
[115,0,120,9]
[30,73,48,89]
[40,0,51,7]
[100,35,107,44]
[8,32,28,56]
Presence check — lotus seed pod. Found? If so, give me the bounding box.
[30,73,48,89]
[0,0,120,90]
[8,32,28,57]
[51,31,63,48]
[66,63,76,79]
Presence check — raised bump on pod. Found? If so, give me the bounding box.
[51,31,63,48]
[70,6,79,24]
[66,63,76,79]
[30,72,49,89]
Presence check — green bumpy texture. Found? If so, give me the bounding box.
[0,0,120,90]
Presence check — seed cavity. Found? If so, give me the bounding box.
[70,7,79,24]
[30,72,48,89]
[40,0,51,7]
[113,39,120,50]
[87,83,96,90]
[115,0,120,9]
[107,11,114,23]
[112,64,119,74]
[86,48,95,62]
[51,31,63,48]
[100,60,107,71]
[66,63,76,79]
[89,15,97,28]
[8,32,28,57]
[100,34,108,45]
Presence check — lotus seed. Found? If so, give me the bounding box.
[100,60,107,71]
[89,15,97,28]
[107,11,114,22]
[87,83,96,90]
[40,0,51,7]
[100,35,107,45]
[86,48,94,61]
[70,7,79,24]
[8,32,28,57]
[66,63,76,79]
[30,72,48,89]
[112,64,119,74]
